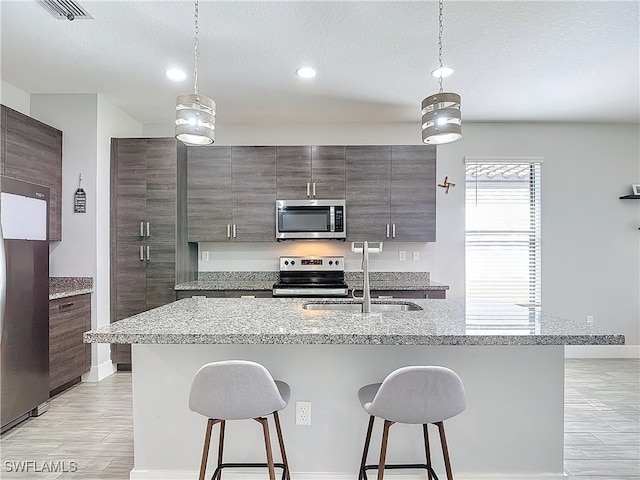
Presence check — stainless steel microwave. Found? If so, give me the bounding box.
[276,199,346,240]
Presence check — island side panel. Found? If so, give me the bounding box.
[130,344,564,479]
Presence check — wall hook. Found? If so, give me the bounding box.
[438,176,456,194]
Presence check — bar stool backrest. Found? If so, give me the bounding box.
[189,360,287,420]
[365,366,466,424]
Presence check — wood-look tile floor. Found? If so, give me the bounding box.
[0,359,638,479]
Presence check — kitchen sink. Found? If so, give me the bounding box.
[302,301,423,312]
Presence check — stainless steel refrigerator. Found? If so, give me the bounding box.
[1,176,50,433]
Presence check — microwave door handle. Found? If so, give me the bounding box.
[330,207,335,232]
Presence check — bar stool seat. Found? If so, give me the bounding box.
[357,366,466,480]
[189,360,291,480]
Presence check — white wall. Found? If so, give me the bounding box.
[0,80,30,115]
[192,122,639,348]
[31,95,98,277]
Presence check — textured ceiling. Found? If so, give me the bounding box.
[1,1,638,126]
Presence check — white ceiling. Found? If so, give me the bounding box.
[1,1,638,126]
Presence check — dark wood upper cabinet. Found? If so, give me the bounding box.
[187,146,232,242]
[276,145,345,199]
[187,146,276,242]
[174,142,435,244]
[1,105,63,240]
[346,145,436,242]
[275,146,311,200]
[345,146,392,240]
[231,147,276,242]
[390,145,436,242]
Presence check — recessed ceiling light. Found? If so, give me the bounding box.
[166,68,187,82]
[431,66,454,78]
[296,67,317,79]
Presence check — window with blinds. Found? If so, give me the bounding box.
[465,159,542,306]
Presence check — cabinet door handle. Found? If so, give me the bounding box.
[58,302,74,310]
[392,224,396,238]
[146,245,150,261]
[386,224,390,238]
[227,224,231,238]
[139,221,144,237]
[140,246,144,261]
[312,182,316,197]
[146,222,150,237]
[232,225,237,238]
[306,183,310,197]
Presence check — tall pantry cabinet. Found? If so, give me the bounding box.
[110,138,177,366]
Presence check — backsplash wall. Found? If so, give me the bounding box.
[197,241,435,273]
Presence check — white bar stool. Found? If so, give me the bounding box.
[189,360,291,480]
[357,366,466,480]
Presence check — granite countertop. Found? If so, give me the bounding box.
[84,297,624,347]
[174,271,449,291]
[49,277,93,300]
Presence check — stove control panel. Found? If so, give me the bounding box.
[279,256,344,272]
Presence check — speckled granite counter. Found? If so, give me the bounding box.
[174,271,449,292]
[174,271,277,291]
[84,297,623,346]
[49,276,93,300]
[346,271,448,291]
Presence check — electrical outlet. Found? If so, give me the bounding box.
[295,401,311,426]
[586,315,594,326]
[399,251,406,261]
[201,251,209,261]
[412,251,420,261]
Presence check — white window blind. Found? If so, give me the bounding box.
[465,158,542,306]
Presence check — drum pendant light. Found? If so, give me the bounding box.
[422,0,461,145]
[175,0,215,145]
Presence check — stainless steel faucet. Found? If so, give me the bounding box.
[351,241,383,313]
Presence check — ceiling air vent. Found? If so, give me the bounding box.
[38,0,92,20]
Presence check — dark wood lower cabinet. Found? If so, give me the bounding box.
[49,294,91,395]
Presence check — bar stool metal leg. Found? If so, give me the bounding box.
[199,419,215,480]
[215,420,225,480]
[256,417,277,480]
[273,411,290,480]
[359,416,375,480]
[377,420,394,480]
[423,423,434,480]
[437,421,454,480]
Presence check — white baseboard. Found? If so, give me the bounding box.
[81,360,116,382]
[565,345,640,359]
[130,469,566,480]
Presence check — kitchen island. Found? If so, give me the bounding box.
[85,298,624,480]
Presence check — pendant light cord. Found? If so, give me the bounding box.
[437,0,444,93]
[193,0,199,95]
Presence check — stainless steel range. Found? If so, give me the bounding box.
[272,256,348,297]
